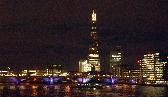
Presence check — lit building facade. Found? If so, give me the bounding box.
[162,56,168,81]
[120,69,140,84]
[48,64,62,75]
[109,46,122,77]
[87,10,100,72]
[138,53,166,84]
[79,60,91,72]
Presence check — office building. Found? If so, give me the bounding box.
[109,46,122,77]
[49,64,62,74]
[163,56,168,81]
[79,60,91,72]
[138,53,166,84]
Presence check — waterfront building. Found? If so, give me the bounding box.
[130,69,141,79]
[138,53,166,84]
[79,60,91,72]
[79,10,100,72]
[21,69,46,76]
[120,69,140,83]
[109,46,122,77]
[163,56,168,81]
[21,69,37,76]
[48,64,62,75]
[163,62,168,80]
[87,10,100,72]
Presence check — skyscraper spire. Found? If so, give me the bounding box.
[92,10,96,22]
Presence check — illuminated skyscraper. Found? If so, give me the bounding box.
[87,10,100,72]
[109,46,122,77]
[79,10,100,72]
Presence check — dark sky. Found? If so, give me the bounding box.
[0,0,168,71]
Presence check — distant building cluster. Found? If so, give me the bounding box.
[0,64,65,77]
[78,10,168,85]
[110,52,167,84]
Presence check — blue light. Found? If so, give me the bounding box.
[43,77,61,84]
[53,78,60,83]
[20,78,26,82]
[129,79,136,84]
[43,77,50,83]
[50,77,53,84]
[104,77,117,84]
[9,77,19,84]
[111,79,115,83]
[77,78,91,83]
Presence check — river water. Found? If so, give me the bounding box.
[0,83,168,97]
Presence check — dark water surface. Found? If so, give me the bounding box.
[0,83,168,97]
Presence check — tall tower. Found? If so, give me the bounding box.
[109,46,122,77]
[88,10,100,72]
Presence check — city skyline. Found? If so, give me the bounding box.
[0,0,168,71]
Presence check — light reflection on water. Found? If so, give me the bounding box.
[0,83,168,97]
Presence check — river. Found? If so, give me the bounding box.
[0,83,167,97]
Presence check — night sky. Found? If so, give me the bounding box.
[0,0,168,71]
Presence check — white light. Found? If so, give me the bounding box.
[0,71,8,73]
[92,10,96,22]
[112,55,121,58]
[89,54,99,57]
